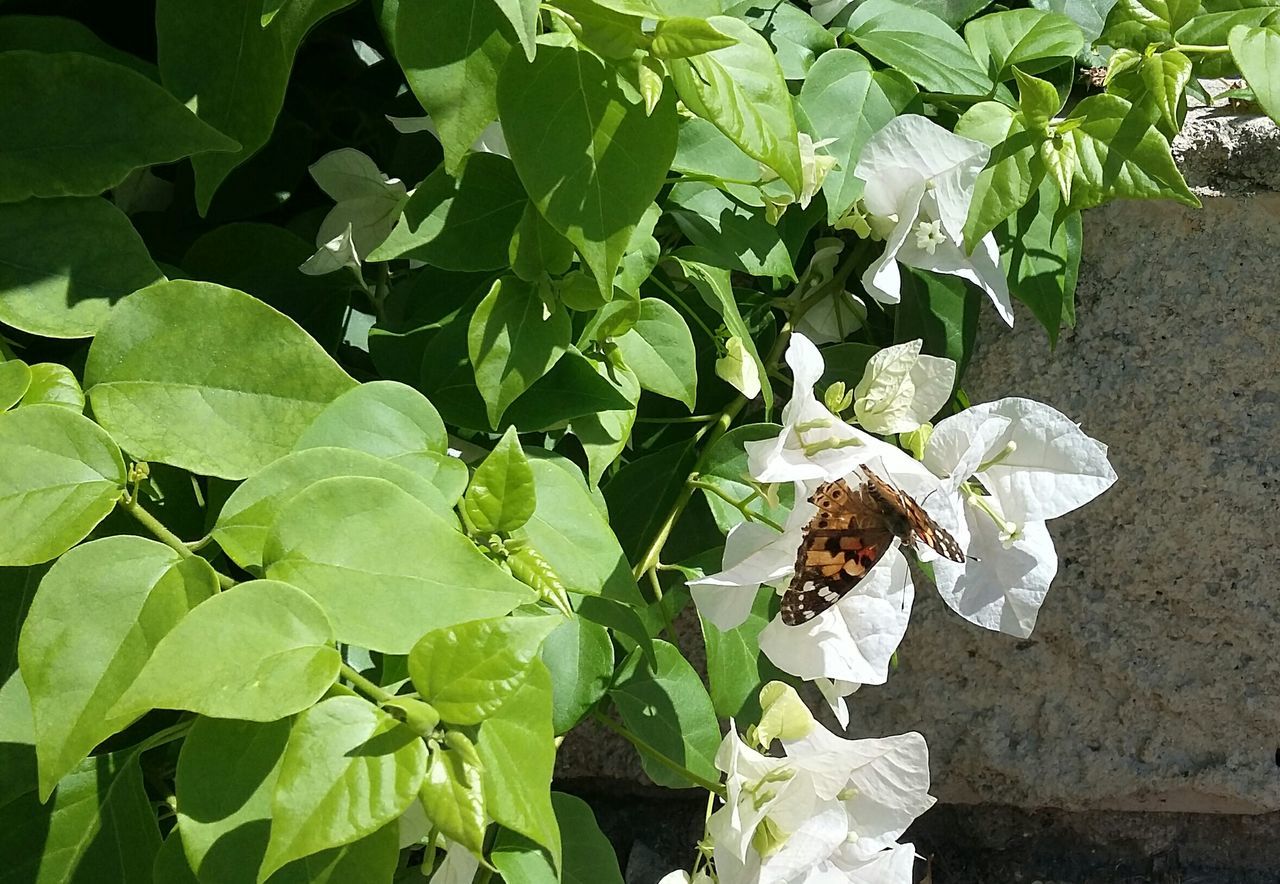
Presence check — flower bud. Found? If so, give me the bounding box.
[823,381,854,415]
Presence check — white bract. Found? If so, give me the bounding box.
[703,685,933,884]
[792,238,867,346]
[717,336,763,400]
[427,839,480,884]
[923,397,1117,636]
[852,339,956,436]
[854,115,1013,326]
[300,148,407,276]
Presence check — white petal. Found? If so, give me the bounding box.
[759,549,913,686]
[309,148,401,202]
[860,189,920,306]
[853,341,955,436]
[926,397,1116,523]
[794,291,866,346]
[690,518,802,630]
[716,336,763,400]
[429,840,481,884]
[829,842,918,883]
[813,678,859,730]
[386,114,436,134]
[934,511,1057,638]
[784,333,826,392]
[759,803,849,884]
[657,872,692,884]
[895,230,1012,328]
[300,224,361,276]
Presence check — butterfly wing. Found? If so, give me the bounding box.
[860,465,966,563]
[780,480,895,626]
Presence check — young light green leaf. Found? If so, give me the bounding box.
[20,363,85,412]
[517,459,646,605]
[113,580,340,723]
[651,16,738,58]
[609,640,721,788]
[493,0,540,60]
[260,696,427,881]
[499,42,677,293]
[464,426,537,534]
[474,662,560,867]
[264,476,535,653]
[964,9,1084,81]
[294,380,449,460]
[1060,94,1199,211]
[956,101,1040,251]
[1230,25,1280,127]
[214,447,454,570]
[845,0,991,94]
[19,536,217,798]
[0,360,29,411]
[540,615,614,734]
[0,405,127,566]
[0,196,164,338]
[468,277,572,428]
[668,16,803,194]
[409,615,560,725]
[798,49,917,224]
[0,51,237,203]
[368,154,527,270]
[419,732,487,856]
[85,280,356,480]
[1138,49,1192,136]
[0,751,161,883]
[997,178,1082,346]
[1015,67,1063,133]
[615,299,699,410]
[393,0,511,175]
[729,0,836,79]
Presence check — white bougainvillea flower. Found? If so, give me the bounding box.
[791,238,867,346]
[853,115,1013,326]
[300,148,407,275]
[852,339,956,436]
[704,691,934,884]
[428,839,480,884]
[805,841,918,883]
[922,397,1116,636]
[658,871,714,884]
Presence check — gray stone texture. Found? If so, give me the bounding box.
[558,111,1280,828]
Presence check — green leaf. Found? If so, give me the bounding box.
[0,51,237,203]
[264,476,535,653]
[294,380,448,460]
[260,695,427,880]
[0,197,164,338]
[369,154,527,269]
[895,0,995,28]
[676,258,773,413]
[419,732,487,855]
[669,16,803,194]
[474,661,560,866]
[213,447,453,570]
[651,16,738,58]
[393,0,511,175]
[517,459,646,605]
[963,9,1084,81]
[1032,0,1117,43]
[615,299,699,409]
[0,15,158,79]
[511,203,577,282]
[409,614,560,725]
[668,182,797,280]
[502,347,637,432]
[492,830,557,884]
[0,360,29,411]
[20,363,85,412]
[468,277,572,428]
[845,0,992,94]
[85,280,356,480]
[156,0,347,212]
[1015,67,1064,133]
[798,49,917,224]
[1060,94,1199,211]
[701,588,786,719]
[728,0,837,80]
[609,640,721,788]
[1230,25,1280,126]
[696,423,791,533]
[19,536,217,798]
[551,793,625,884]
[566,357,640,486]
[0,751,161,883]
[177,717,400,884]
[499,42,678,291]
[154,830,201,884]
[1100,0,1196,49]
[1175,8,1277,46]
[893,268,980,380]
[540,616,614,734]
[957,101,1040,251]
[465,426,537,534]
[551,0,651,60]
[1138,49,1192,135]
[671,117,762,199]
[493,0,541,60]
[0,405,126,566]
[113,580,339,722]
[602,439,697,562]
[997,177,1081,346]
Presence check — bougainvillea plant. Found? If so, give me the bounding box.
[0,0,1270,880]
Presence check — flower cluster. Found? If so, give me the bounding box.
[662,683,934,884]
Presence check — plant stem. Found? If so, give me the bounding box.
[121,497,236,590]
[1174,43,1231,54]
[339,661,397,705]
[592,710,727,796]
[687,479,784,532]
[132,718,193,755]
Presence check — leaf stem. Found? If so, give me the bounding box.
[120,497,236,590]
[1174,43,1231,54]
[687,479,784,532]
[592,710,726,796]
[338,661,398,706]
[131,718,193,755]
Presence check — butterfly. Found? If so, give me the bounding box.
[779,465,965,626]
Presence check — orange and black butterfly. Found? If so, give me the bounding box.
[779,465,965,626]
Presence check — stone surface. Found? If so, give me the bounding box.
[557,113,1280,823]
